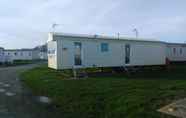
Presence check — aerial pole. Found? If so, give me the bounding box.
[133,28,139,38]
[52,23,60,33]
[117,33,120,40]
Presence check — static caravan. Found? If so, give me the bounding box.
[4,49,33,61]
[0,47,13,63]
[4,49,40,61]
[166,43,186,62]
[0,47,5,63]
[48,32,167,70]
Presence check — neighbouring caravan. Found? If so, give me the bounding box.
[39,52,48,60]
[0,47,5,63]
[0,47,13,63]
[4,49,40,61]
[48,32,167,70]
[0,46,47,64]
[166,43,186,62]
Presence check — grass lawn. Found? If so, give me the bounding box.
[13,59,46,65]
[21,65,186,118]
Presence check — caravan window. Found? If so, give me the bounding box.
[125,44,130,64]
[173,48,176,55]
[74,42,82,66]
[48,50,55,54]
[180,48,183,55]
[101,43,109,52]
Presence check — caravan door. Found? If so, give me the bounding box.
[74,42,82,67]
[125,44,131,65]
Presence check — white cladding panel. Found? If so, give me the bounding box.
[167,44,186,61]
[130,43,166,66]
[53,36,166,70]
[83,40,124,67]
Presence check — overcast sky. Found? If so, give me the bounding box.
[0,0,185,49]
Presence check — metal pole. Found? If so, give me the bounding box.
[133,28,139,38]
[117,33,120,40]
[52,23,59,33]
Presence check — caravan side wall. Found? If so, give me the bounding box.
[4,51,33,60]
[58,38,124,69]
[130,42,166,66]
[54,36,166,70]
[32,50,40,60]
[166,44,186,62]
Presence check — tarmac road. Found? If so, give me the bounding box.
[0,64,62,118]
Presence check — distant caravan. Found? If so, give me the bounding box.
[166,43,186,63]
[0,47,13,64]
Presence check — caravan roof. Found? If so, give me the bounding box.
[50,32,165,43]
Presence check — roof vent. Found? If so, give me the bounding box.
[94,34,98,38]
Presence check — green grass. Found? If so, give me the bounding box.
[13,59,45,65]
[0,60,45,67]
[13,60,34,65]
[21,65,186,118]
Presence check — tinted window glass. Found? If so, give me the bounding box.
[101,43,109,52]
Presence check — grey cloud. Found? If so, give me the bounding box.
[0,0,186,48]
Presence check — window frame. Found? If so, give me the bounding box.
[180,48,183,55]
[101,43,109,52]
[173,48,176,55]
[125,44,131,64]
[74,42,82,66]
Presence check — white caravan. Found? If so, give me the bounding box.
[48,32,166,70]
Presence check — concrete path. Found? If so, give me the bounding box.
[0,64,62,118]
[158,98,186,118]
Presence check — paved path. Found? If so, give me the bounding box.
[0,64,62,118]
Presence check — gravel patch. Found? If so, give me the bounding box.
[38,96,52,104]
[4,84,10,87]
[0,82,4,85]
[0,88,6,93]
[5,92,15,97]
